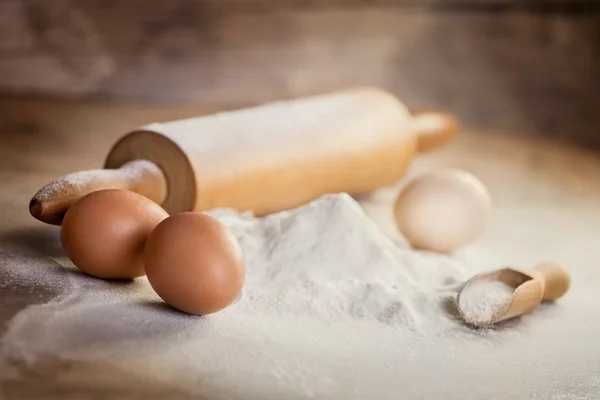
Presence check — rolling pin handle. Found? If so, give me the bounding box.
[29,160,167,226]
[29,198,44,221]
[411,110,460,153]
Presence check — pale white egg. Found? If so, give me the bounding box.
[394,169,492,253]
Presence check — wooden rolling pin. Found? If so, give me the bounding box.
[30,87,459,225]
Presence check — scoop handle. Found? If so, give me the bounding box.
[532,262,571,301]
[412,110,459,153]
[29,160,167,225]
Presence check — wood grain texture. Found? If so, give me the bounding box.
[1,1,599,145]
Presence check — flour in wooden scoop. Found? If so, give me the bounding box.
[458,279,515,325]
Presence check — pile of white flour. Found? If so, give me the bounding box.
[213,193,468,330]
[2,194,596,399]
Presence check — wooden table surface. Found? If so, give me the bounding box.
[1,98,600,398]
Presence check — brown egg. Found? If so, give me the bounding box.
[144,213,245,315]
[61,189,169,279]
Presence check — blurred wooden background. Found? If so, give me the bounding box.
[0,0,599,146]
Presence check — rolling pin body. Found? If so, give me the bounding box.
[106,87,416,216]
[31,87,457,224]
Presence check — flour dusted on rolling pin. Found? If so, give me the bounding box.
[104,87,420,216]
[31,87,458,226]
[31,160,166,225]
[34,162,153,201]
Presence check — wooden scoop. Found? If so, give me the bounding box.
[456,262,571,327]
[29,87,459,225]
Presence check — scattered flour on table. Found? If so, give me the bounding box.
[0,251,70,294]
[1,194,477,397]
[2,194,597,399]
[2,194,468,346]
[457,279,514,325]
